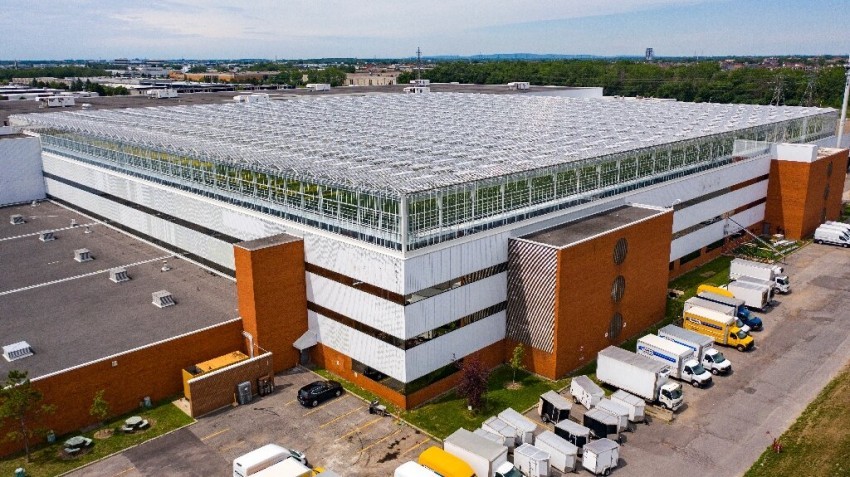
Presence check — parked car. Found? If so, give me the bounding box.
[297,380,343,407]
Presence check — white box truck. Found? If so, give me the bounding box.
[637,334,712,388]
[814,225,850,247]
[729,258,790,293]
[582,438,620,476]
[657,324,731,375]
[233,444,309,477]
[594,398,629,433]
[610,390,646,424]
[481,417,516,448]
[696,292,763,331]
[684,296,751,333]
[569,375,604,410]
[251,458,311,477]
[513,443,549,477]
[443,428,520,477]
[736,276,776,301]
[395,461,440,477]
[727,280,770,311]
[474,428,506,446]
[497,408,537,445]
[596,346,684,411]
[533,431,577,473]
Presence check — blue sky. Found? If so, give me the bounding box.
[2,0,848,59]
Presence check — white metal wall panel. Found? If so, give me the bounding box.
[45,178,236,269]
[405,312,506,381]
[0,137,45,206]
[670,204,765,261]
[304,233,405,294]
[311,311,407,381]
[629,157,770,209]
[672,180,768,232]
[404,272,507,339]
[404,232,510,294]
[306,272,406,338]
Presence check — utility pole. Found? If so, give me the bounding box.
[837,55,850,148]
[416,47,422,83]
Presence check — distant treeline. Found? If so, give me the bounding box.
[0,66,108,82]
[399,60,847,108]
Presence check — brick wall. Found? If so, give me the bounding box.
[0,319,243,457]
[188,353,274,417]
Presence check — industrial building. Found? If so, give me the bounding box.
[0,92,847,450]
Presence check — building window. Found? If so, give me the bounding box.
[608,312,624,340]
[611,276,626,303]
[679,249,701,265]
[613,238,628,264]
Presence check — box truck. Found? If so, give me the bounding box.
[513,443,549,477]
[596,346,684,411]
[443,429,520,477]
[736,276,776,300]
[395,462,440,477]
[583,408,621,442]
[537,390,571,423]
[636,334,712,388]
[554,419,591,453]
[497,408,537,445]
[582,439,620,476]
[683,306,754,351]
[729,258,790,293]
[569,375,604,410]
[657,324,731,375]
[696,292,763,331]
[685,296,754,332]
[251,458,311,477]
[594,398,629,433]
[727,280,771,311]
[610,390,646,423]
[814,225,850,247]
[233,444,308,477]
[481,417,517,448]
[419,446,475,477]
[533,431,577,473]
[474,428,506,446]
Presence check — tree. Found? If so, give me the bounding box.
[510,343,526,385]
[89,389,110,423]
[456,356,490,412]
[0,370,56,462]
[188,65,208,73]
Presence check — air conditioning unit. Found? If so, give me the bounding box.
[39,231,55,242]
[2,341,34,362]
[74,248,93,262]
[9,214,25,225]
[152,290,175,308]
[109,267,130,283]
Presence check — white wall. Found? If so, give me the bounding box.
[306,272,405,338]
[672,180,768,233]
[304,233,405,294]
[0,137,45,206]
[670,204,765,261]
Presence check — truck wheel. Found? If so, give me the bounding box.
[844,243,849,248]
[604,468,611,476]
[737,344,746,352]
[541,415,550,423]
[573,396,579,404]
[711,368,719,375]
[815,239,823,244]
[691,380,701,388]
[311,400,319,407]
[663,402,671,411]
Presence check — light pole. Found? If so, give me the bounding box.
[837,55,850,148]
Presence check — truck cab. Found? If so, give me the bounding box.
[702,348,731,375]
[495,462,522,477]
[681,359,712,388]
[774,275,790,294]
[727,327,754,351]
[736,307,763,331]
[659,383,683,411]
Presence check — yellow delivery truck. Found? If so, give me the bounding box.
[683,305,754,352]
[418,447,475,477]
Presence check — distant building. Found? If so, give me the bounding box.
[346,71,401,86]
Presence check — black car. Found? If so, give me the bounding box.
[297,380,343,407]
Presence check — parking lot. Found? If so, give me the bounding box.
[68,367,436,476]
[520,241,850,476]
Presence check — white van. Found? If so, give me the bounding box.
[394,461,440,477]
[814,226,850,248]
[233,444,308,477]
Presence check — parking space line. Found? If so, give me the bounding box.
[336,417,382,441]
[283,399,297,406]
[200,428,230,441]
[360,428,403,454]
[400,437,432,456]
[112,466,135,477]
[319,405,365,428]
[303,395,349,417]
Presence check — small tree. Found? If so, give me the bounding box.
[0,370,56,462]
[456,356,490,412]
[510,343,526,385]
[90,389,110,423]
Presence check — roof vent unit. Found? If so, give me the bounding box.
[74,248,93,262]
[10,214,25,225]
[2,341,34,362]
[152,290,175,308]
[39,231,55,242]
[109,267,130,283]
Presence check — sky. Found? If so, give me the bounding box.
[2,0,849,60]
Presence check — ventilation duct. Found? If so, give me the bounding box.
[74,248,93,262]
[152,290,175,308]
[109,267,130,283]
[2,341,34,362]
[38,231,55,242]
[9,214,25,225]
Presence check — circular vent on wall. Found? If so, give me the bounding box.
[613,238,628,264]
[609,312,624,340]
[611,275,626,302]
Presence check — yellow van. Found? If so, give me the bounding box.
[683,305,754,352]
[418,446,475,477]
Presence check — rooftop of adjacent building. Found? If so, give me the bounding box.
[520,204,665,248]
[0,201,238,379]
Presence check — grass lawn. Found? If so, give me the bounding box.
[0,400,194,477]
[401,366,569,439]
[745,365,850,477]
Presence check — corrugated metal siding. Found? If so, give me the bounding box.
[672,180,768,232]
[306,272,406,338]
[304,233,405,294]
[506,239,557,353]
[404,232,510,293]
[670,204,765,261]
[0,137,45,206]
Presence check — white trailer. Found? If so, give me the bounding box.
[533,430,577,473]
[305,83,331,92]
[657,325,731,375]
[481,416,516,448]
[497,408,537,445]
[582,438,620,476]
[727,280,770,310]
[594,398,629,433]
[251,458,311,477]
[443,428,518,477]
[554,419,591,453]
[610,390,646,424]
[394,461,440,477]
[147,89,178,99]
[513,443,549,477]
[736,276,776,301]
[570,375,604,410]
[729,258,790,293]
[537,390,571,423]
[507,82,530,90]
[636,334,712,388]
[474,428,506,446]
[596,346,684,411]
[233,444,308,477]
